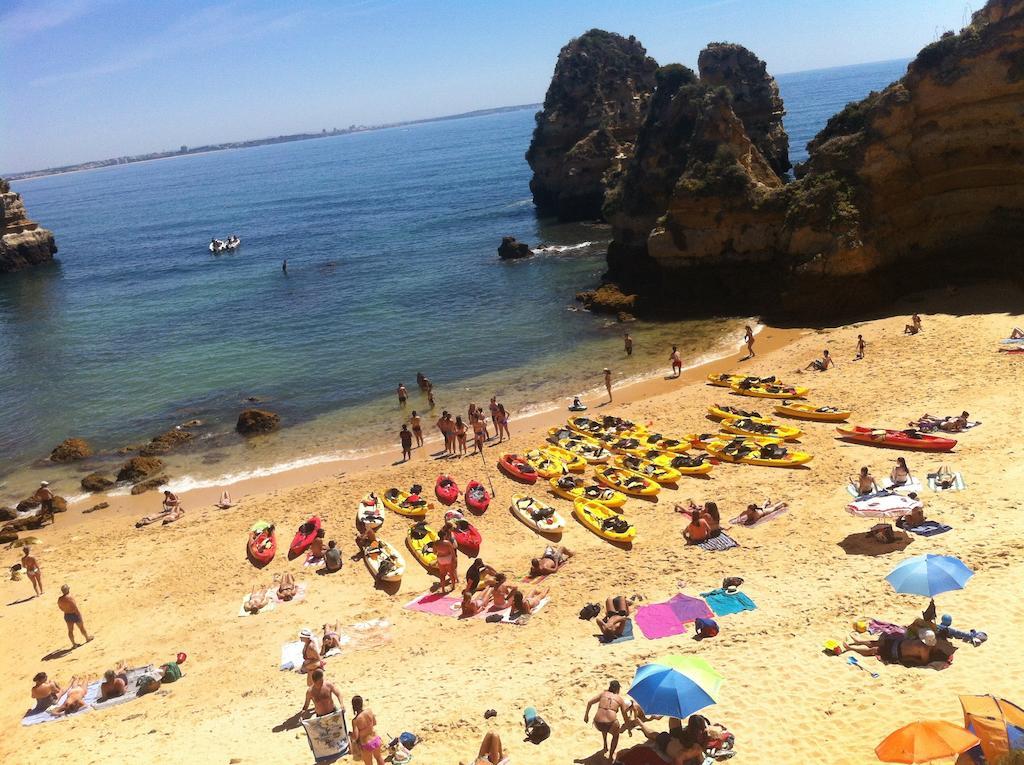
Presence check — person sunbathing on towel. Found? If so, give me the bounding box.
[851,466,879,496]
[597,596,635,639]
[31,672,62,712]
[463,730,505,765]
[99,662,130,701]
[161,505,185,524]
[529,545,574,576]
[736,499,788,526]
[277,572,298,601]
[460,587,494,618]
[1012,327,1024,339]
[626,716,708,765]
[511,587,548,618]
[322,621,342,654]
[933,465,956,489]
[890,457,913,487]
[844,631,935,667]
[47,675,90,716]
[244,584,269,614]
[939,411,970,432]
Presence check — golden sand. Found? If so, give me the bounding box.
[3,286,1023,764]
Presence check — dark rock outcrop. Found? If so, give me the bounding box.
[16,497,40,513]
[236,409,280,435]
[140,427,193,456]
[591,0,1024,319]
[526,30,658,221]
[49,438,93,463]
[130,475,169,495]
[81,473,115,493]
[117,456,164,483]
[1,178,58,273]
[575,283,638,315]
[698,43,790,177]
[0,506,16,521]
[498,236,532,260]
[83,502,110,514]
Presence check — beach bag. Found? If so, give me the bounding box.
[695,618,719,639]
[579,603,600,620]
[523,707,551,744]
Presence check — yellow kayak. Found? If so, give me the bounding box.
[619,431,691,455]
[721,418,803,442]
[549,476,627,508]
[707,373,783,388]
[382,487,429,518]
[707,404,773,424]
[555,436,612,464]
[405,523,439,569]
[510,494,566,533]
[573,498,636,544]
[524,449,567,479]
[706,439,813,467]
[594,466,660,497]
[731,382,809,399]
[685,432,782,450]
[566,416,610,437]
[637,449,714,476]
[611,454,682,485]
[538,445,586,473]
[774,402,851,422]
[363,539,405,583]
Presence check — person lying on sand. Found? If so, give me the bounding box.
[244,584,269,614]
[851,466,879,496]
[47,675,90,716]
[460,588,494,618]
[511,587,548,618]
[161,506,185,524]
[322,622,342,654]
[529,545,574,577]
[277,572,298,601]
[736,499,788,526]
[939,411,970,432]
[804,349,835,371]
[31,672,62,711]
[462,730,505,765]
[136,510,169,527]
[597,596,636,639]
[584,680,629,761]
[844,631,936,667]
[99,662,130,701]
[933,464,957,489]
[624,716,710,765]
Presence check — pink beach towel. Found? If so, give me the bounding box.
[403,591,461,617]
[635,594,713,640]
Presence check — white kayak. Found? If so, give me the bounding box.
[510,494,565,534]
[363,539,405,582]
[356,493,385,530]
[209,238,241,253]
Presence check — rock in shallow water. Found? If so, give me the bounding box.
[236,409,280,435]
[81,473,115,492]
[49,438,93,463]
[117,456,164,483]
[497,236,532,260]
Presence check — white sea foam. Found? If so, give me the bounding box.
[531,241,599,254]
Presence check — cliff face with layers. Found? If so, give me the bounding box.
[1,178,58,273]
[526,30,658,221]
[595,0,1024,319]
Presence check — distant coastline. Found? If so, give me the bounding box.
[4,103,540,181]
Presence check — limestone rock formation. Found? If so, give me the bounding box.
[81,473,115,493]
[0,506,16,522]
[140,427,194,456]
[117,456,164,483]
[596,0,1024,318]
[498,236,532,260]
[698,43,790,177]
[130,475,169,495]
[236,409,280,435]
[49,438,93,463]
[526,30,658,221]
[1,178,58,273]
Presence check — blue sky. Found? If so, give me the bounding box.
[1,0,972,173]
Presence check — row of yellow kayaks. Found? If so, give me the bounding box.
[706,372,809,399]
[773,402,851,422]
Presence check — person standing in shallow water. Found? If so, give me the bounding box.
[624,333,633,356]
[669,345,682,378]
[604,368,613,402]
[282,259,288,274]
[396,383,408,407]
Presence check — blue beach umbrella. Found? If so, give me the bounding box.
[886,554,974,598]
[627,655,723,719]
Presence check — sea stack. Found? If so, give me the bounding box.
[526,30,658,221]
[0,177,58,273]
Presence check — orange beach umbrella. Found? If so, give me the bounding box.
[875,720,980,763]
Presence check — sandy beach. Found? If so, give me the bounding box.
[3,285,1023,765]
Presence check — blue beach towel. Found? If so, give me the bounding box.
[906,520,952,537]
[700,588,757,616]
[600,618,634,644]
[697,532,739,552]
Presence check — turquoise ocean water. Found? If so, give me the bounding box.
[0,58,909,503]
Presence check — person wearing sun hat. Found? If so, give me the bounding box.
[299,628,323,684]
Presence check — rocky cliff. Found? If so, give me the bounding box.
[594,0,1024,319]
[1,178,57,273]
[526,30,658,221]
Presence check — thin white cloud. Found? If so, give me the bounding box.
[30,2,304,87]
[0,0,105,43]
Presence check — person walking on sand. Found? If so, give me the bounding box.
[409,410,424,447]
[855,334,866,360]
[584,679,629,761]
[604,368,613,402]
[57,584,91,647]
[743,325,756,359]
[624,333,633,356]
[300,669,343,717]
[34,481,55,526]
[399,424,413,462]
[669,345,683,378]
[397,383,408,407]
[22,546,43,597]
[351,695,386,765]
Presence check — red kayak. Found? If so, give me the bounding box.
[289,516,321,557]
[465,481,491,514]
[248,523,276,566]
[435,475,460,505]
[836,426,957,452]
[448,515,482,557]
[498,454,538,484]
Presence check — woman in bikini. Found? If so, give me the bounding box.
[467,731,505,765]
[890,457,912,487]
[322,621,342,654]
[455,416,468,455]
[489,573,514,609]
[244,584,269,614]
[681,507,711,543]
[736,499,788,525]
[743,325,755,359]
[597,596,633,639]
[47,675,90,716]
[511,587,548,618]
[584,680,629,761]
[851,466,879,496]
[277,572,298,601]
[460,588,494,618]
[496,404,511,442]
[351,695,385,765]
[299,629,324,685]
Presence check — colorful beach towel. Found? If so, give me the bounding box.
[404,591,461,617]
[729,505,788,528]
[697,532,739,552]
[483,597,551,626]
[22,665,157,726]
[927,472,966,492]
[238,589,277,617]
[905,520,952,537]
[302,708,351,761]
[600,618,634,644]
[701,588,757,617]
[635,595,713,640]
[846,493,922,519]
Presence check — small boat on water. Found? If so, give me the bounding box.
[209,236,241,253]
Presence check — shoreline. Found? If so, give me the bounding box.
[56,324,803,525]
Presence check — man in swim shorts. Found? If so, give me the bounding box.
[301,669,343,717]
[351,695,386,764]
[21,546,43,597]
[584,680,629,761]
[57,584,91,647]
[669,345,682,377]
